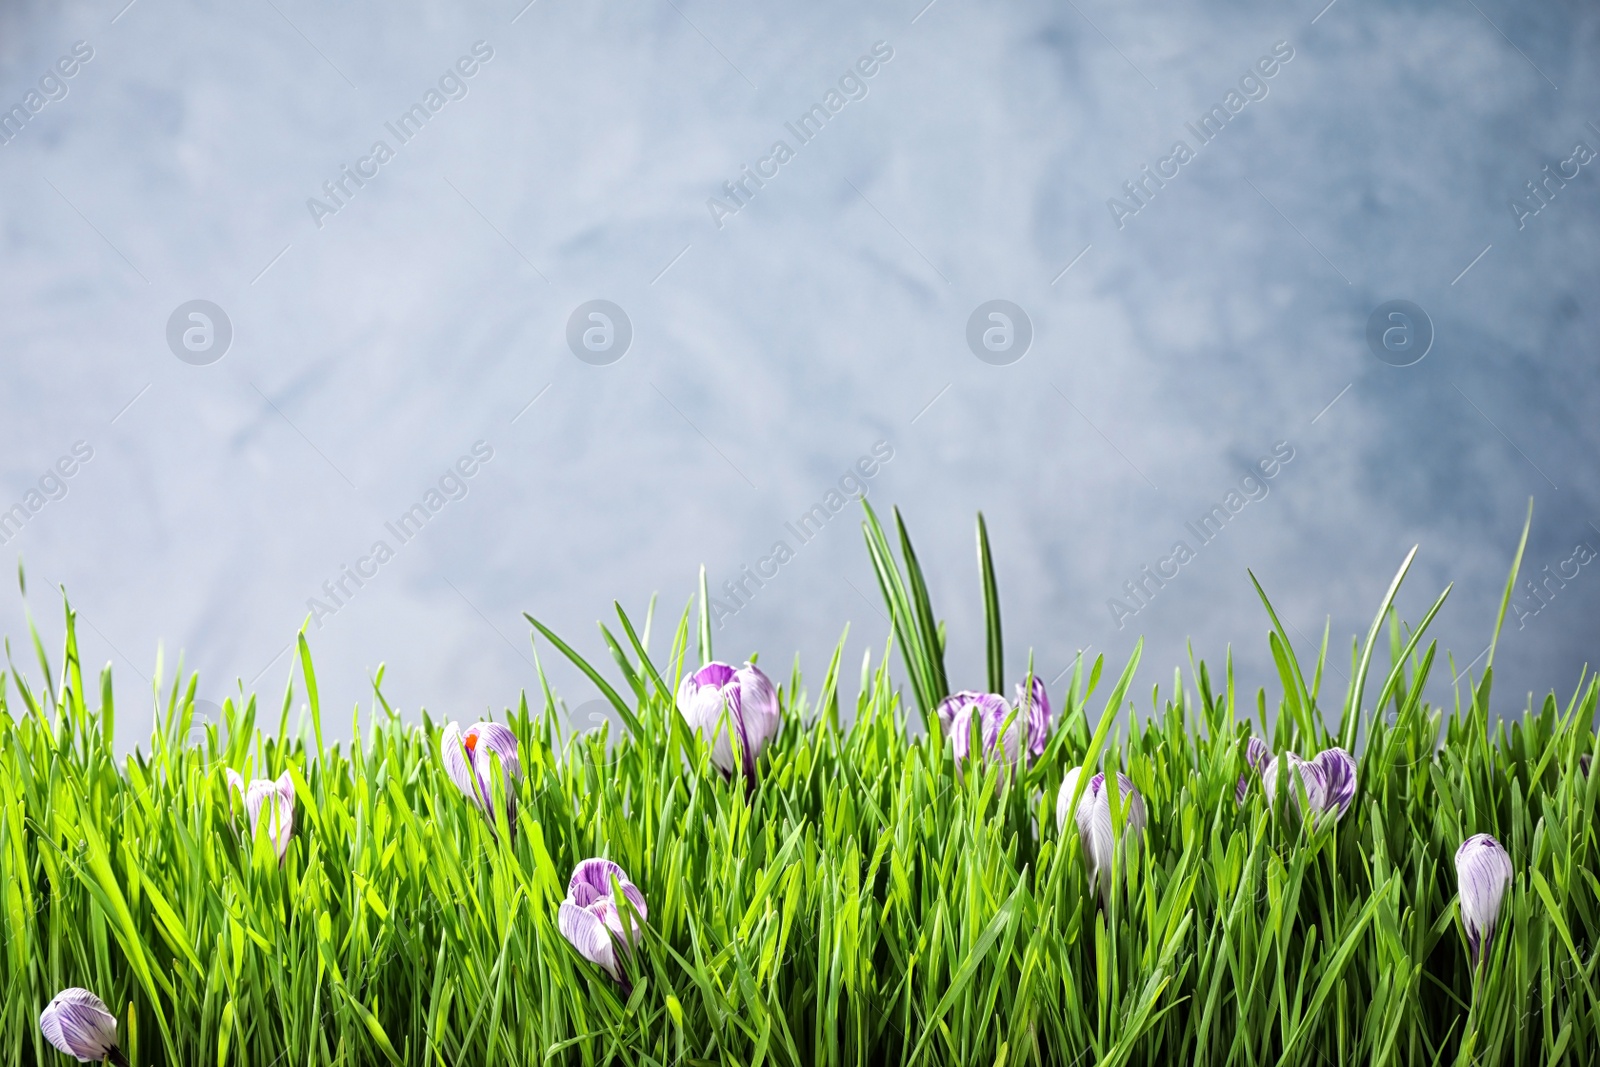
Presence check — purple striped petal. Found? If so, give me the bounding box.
[1312,747,1357,819]
[441,721,521,821]
[569,858,648,921]
[1263,753,1328,820]
[937,691,1022,766]
[689,662,738,689]
[1235,737,1272,805]
[1014,676,1052,759]
[440,722,477,803]
[1456,833,1513,965]
[468,722,521,813]
[733,664,781,772]
[39,987,118,1061]
[1071,772,1146,907]
[558,900,620,980]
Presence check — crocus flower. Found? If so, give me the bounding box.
[936,690,1024,767]
[225,769,295,864]
[39,988,126,1065]
[1262,747,1357,823]
[1234,736,1271,804]
[558,858,648,984]
[1263,752,1329,820]
[441,721,521,823]
[1456,833,1513,966]
[675,662,780,779]
[1013,676,1053,758]
[1057,770,1147,906]
[1312,747,1357,818]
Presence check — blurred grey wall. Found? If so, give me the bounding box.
[1,0,1596,751]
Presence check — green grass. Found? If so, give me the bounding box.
[3,502,1598,1066]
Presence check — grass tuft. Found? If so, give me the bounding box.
[2,503,1596,1065]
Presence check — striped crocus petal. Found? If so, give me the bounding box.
[558,900,621,980]
[1456,833,1513,965]
[1073,772,1146,906]
[1312,747,1357,819]
[1235,737,1271,805]
[731,664,781,775]
[467,722,521,813]
[39,987,119,1062]
[937,690,1022,766]
[1262,753,1328,819]
[676,662,777,778]
[1014,676,1052,760]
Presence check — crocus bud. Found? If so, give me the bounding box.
[441,721,522,824]
[225,768,295,864]
[558,858,648,984]
[39,988,125,1064]
[1312,747,1357,818]
[1013,676,1053,759]
[1456,833,1513,966]
[675,662,780,778]
[1262,752,1329,820]
[1061,771,1146,907]
[1234,737,1271,805]
[936,690,1024,767]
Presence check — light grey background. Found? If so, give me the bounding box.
[1,0,1596,752]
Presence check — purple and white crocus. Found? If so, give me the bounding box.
[675,662,780,779]
[1057,768,1148,907]
[558,858,648,985]
[441,721,522,825]
[39,988,126,1065]
[1456,833,1513,967]
[1261,747,1357,823]
[224,769,296,864]
[937,679,1053,768]
[938,691,1024,767]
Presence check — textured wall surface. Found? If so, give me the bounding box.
[1,0,1596,749]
